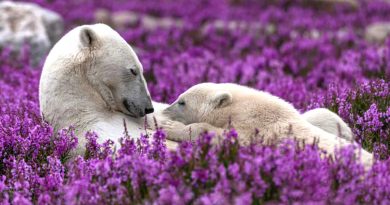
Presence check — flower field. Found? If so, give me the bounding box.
[0,0,389,204]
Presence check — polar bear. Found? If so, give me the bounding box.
[39,24,177,155]
[162,83,372,167]
[39,23,352,157]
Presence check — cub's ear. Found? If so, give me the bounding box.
[80,27,97,47]
[212,91,232,108]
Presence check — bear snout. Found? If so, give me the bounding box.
[123,99,154,117]
[123,99,141,117]
[145,107,154,114]
[162,106,172,115]
[123,99,134,116]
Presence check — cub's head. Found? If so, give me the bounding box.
[163,83,233,125]
[45,24,154,118]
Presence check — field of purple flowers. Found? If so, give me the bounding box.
[0,0,389,204]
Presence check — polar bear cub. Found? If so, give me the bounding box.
[162,83,372,167]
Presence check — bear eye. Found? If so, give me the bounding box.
[130,68,138,76]
[178,100,185,106]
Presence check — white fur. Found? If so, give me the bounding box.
[39,24,177,156]
[163,83,373,169]
[303,108,353,141]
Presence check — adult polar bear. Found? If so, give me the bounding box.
[39,24,177,155]
[39,24,353,155]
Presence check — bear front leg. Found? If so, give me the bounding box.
[161,120,189,142]
[161,120,225,143]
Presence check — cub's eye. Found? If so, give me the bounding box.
[130,68,138,76]
[178,100,185,106]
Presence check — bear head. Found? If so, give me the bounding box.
[41,24,154,118]
[163,83,233,125]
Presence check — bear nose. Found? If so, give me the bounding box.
[145,107,154,114]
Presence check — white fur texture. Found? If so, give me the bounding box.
[303,108,353,141]
[39,24,177,155]
[163,83,373,168]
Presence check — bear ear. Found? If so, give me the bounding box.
[212,91,232,108]
[80,27,97,48]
